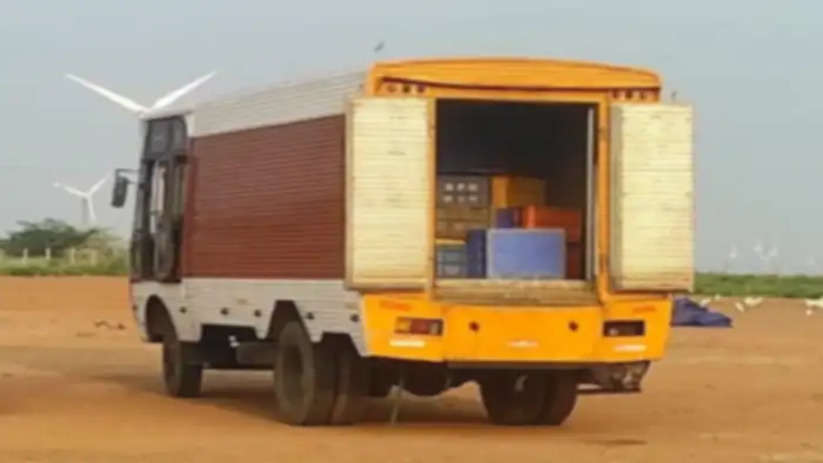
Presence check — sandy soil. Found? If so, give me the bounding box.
[1,276,822,462]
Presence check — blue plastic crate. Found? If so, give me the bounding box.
[466,229,487,278]
[494,207,522,228]
[486,228,566,279]
[436,245,467,278]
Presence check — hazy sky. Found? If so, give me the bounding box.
[1,1,820,274]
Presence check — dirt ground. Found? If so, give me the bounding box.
[0,277,822,462]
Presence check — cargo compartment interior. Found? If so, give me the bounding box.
[433,99,595,291]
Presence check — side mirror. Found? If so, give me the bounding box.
[111,174,130,208]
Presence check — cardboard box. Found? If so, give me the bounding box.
[490,175,546,209]
[436,206,491,240]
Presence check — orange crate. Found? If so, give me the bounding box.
[566,243,584,279]
[522,206,583,243]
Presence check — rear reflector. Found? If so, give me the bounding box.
[603,320,645,337]
[395,317,443,336]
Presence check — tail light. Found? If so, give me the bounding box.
[603,320,645,337]
[395,317,443,336]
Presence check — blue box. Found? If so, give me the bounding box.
[466,229,487,278]
[486,229,566,279]
[494,207,522,228]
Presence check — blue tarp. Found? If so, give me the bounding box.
[671,297,732,327]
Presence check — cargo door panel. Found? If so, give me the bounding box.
[609,103,695,292]
[345,97,433,289]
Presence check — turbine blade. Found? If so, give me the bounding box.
[87,175,109,195]
[151,71,216,110]
[65,74,148,113]
[54,182,88,198]
[86,198,96,224]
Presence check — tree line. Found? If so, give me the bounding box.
[0,218,123,257]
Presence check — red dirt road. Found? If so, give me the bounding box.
[1,277,822,462]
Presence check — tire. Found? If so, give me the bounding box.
[273,321,337,425]
[538,371,578,425]
[480,372,548,425]
[329,344,371,425]
[162,327,203,398]
[368,371,394,398]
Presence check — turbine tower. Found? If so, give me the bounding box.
[65,71,216,115]
[53,175,109,227]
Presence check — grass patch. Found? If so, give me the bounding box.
[696,273,823,299]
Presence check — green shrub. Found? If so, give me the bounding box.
[695,273,823,299]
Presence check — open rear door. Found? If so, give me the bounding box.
[345,97,433,289]
[610,103,695,292]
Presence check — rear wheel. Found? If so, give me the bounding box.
[273,321,337,425]
[480,372,548,425]
[368,369,395,398]
[538,371,578,425]
[479,371,579,426]
[162,327,203,398]
[329,343,371,425]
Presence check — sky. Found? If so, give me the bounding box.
[0,0,821,274]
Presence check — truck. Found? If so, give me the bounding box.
[111,57,694,426]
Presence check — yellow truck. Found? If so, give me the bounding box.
[113,57,694,426]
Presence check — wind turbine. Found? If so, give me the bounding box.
[65,71,216,116]
[723,244,738,273]
[766,245,780,274]
[808,257,820,275]
[53,175,109,227]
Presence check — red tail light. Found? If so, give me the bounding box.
[603,320,645,337]
[395,317,443,336]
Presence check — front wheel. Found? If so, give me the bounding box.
[162,328,203,398]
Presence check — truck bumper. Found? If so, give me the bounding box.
[360,294,671,365]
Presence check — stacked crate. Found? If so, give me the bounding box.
[435,176,491,277]
[435,176,490,239]
[435,243,468,278]
[435,174,583,280]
